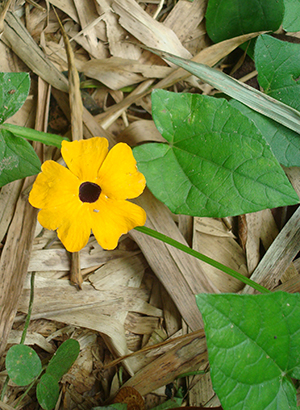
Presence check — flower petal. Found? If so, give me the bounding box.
[98,143,146,200]
[91,196,146,249]
[61,137,109,181]
[29,160,80,209]
[38,201,92,252]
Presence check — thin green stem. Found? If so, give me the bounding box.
[20,272,36,344]
[135,226,271,294]
[176,370,206,379]
[0,378,9,402]
[0,123,69,148]
[14,378,39,408]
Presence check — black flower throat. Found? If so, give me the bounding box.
[79,181,101,203]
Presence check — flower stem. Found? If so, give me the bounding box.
[20,272,36,344]
[134,226,271,294]
[0,123,69,148]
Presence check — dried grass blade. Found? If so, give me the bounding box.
[155,31,265,89]
[123,330,207,395]
[242,206,300,294]
[53,7,83,287]
[112,0,191,59]
[163,0,206,39]
[0,180,38,356]
[0,77,47,356]
[53,7,83,141]
[143,43,300,135]
[3,11,68,91]
[0,0,12,36]
[0,180,23,243]
[50,88,115,142]
[96,33,263,127]
[131,190,218,331]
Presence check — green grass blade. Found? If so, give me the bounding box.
[144,46,300,135]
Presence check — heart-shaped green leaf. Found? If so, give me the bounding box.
[133,90,299,218]
[0,72,30,123]
[206,0,284,44]
[0,129,41,187]
[36,373,60,410]
[46,339,80,381]
[196,292,300,410]
[282,0,300,32]
[230,100,300,167]
[5,344,42,386]
[255,34,300,110]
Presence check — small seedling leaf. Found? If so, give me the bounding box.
[134,90,299,218]
[196,292,300,410]
[0,129,41,187]
[46,339,80,381]
[0,72,30,123]
[36,373,60,410]
[5,344,42,386]
[206,0,284,44]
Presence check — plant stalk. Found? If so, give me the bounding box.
[0,123,69,148]
[20,272,36,344]
[135,226,271,294]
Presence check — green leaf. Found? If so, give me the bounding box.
[142,44,300,135]
[46,339,80,381]
[206,0,284,43]
[0,72,30,123]
[0,129,41,187]
[134,90,299,218]
[92,405,127,410]
[150,397,183,410]
[255,34,300,110]
[229,100,300,167]
[36,373,60,410]
[109,405,127,410]
[5,345,42,386]
[282,0,300,31]
[196,292,300,410]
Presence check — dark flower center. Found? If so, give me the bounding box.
[79,182,101,203]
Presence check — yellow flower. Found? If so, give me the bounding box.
[29,137,146,252]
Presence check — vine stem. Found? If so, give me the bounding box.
[134,226,271,294]
[0,123,68,148]
[20,272,36,344]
